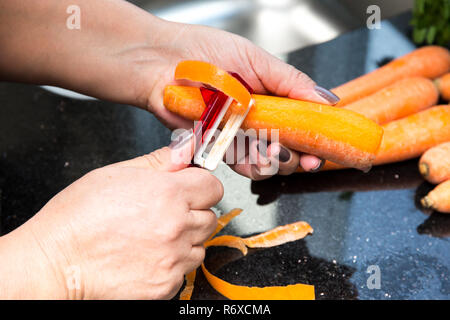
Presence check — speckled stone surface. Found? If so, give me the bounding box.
[0,12,449,300]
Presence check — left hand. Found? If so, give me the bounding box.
[0,1,339,179]
[129,21,337,179]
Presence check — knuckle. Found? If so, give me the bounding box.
[204,210,218,231]
[194,247,206,264]
[161,252,179,270]
[206,174,224,202]
[164,219,188,242]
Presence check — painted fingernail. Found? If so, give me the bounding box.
[279,146,291,163]
[310,158,325,172]
[256,141,271,165]
[314,85,340,105]
[256,141,267,157]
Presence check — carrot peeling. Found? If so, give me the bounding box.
[174,60,251,110]
[181,209,315,300]
[201,264,315,300]
[164,85,384,171]
[332,46,450,106]
[179,269,196,300]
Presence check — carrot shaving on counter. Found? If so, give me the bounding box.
[201,264,315,300]
[179,269,196,300]
[174,60,252,110]
[179,209,315,300]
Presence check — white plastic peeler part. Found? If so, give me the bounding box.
[200,98,255,171]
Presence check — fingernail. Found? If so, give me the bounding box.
[169,129,193,150]
[309,158,324,173]
[279,146,291,163]
[256,141,267,158]
[256,141,270,165]
[314,86,340,105]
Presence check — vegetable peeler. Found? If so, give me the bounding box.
[192,72,254,171]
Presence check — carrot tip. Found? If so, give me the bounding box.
[421,196,434,209]
[419,162,429,177]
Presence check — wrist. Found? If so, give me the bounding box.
[0,214,75,299]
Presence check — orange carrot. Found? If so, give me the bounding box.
[343,77,438,124]
[435,73,450,101]
[419,142,450,184]
[375,105,450,165]
[332,46,450,106]
[309,105,450,172]
[164,85,384,170]
[421,180,450,213]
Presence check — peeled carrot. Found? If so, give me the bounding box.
[435,73,450,101]
[421,180,450,213]
[311,105,450,172]
[164,85,384,170]
[343,77,439,124]
[419,142,450,184]
[332,46,450,106]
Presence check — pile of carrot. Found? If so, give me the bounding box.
[419,142,450,213]
[319,46,450,213]
[331,46,450,106]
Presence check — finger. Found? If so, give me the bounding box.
[184,245,206,274]
[269,143,301,176]
[299,154,324,172]
[175,167,224,209]
[249,49,340,105]
[148,77,194,130]
[187,209,218,245]
[111,131,194,171]
[231,139,275,181]
[153,107,193,131]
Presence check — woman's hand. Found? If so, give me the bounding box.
[0,144,222,299]
[0,0,339,179]
[130,22,338,179]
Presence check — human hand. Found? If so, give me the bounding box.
[0,143,222,299]
[127,21,339,179]
[0,0,338,179]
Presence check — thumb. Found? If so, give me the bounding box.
[250,49,340,105]
[112,131,194,171]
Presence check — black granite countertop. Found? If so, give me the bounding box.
[0,12,449,300]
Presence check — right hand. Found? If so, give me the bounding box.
[6,142,222,299]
